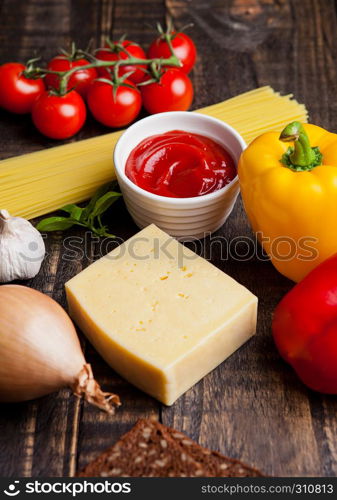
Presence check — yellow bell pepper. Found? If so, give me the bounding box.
[238,122,337,282]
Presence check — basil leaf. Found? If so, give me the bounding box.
[61,204,83,221]
[90,191,122,219]
[61,204,76,215]
[37,182,122,238]
[82,182,115,220]
[36,217,75,232]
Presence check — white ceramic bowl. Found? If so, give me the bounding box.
[114,111,246,240]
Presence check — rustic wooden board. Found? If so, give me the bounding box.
[0,0,336,477]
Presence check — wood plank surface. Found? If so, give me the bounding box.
[0,0,336,478]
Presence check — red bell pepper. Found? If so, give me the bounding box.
[272,253,337,393]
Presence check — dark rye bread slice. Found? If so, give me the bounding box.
[165,427,263,477]
[78,418,208,477]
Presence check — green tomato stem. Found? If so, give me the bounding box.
[26,53,181,94]
[57,54,181,95]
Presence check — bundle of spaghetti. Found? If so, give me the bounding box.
[197,87,308,144]
[0,86,308,220]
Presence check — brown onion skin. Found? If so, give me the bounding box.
[0,285,86,402]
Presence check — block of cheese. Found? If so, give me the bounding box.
[66,225,258,405]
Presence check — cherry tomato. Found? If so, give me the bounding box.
[87,80,142,128]
[140,68,193,114]
[32,90,86,139]
[147,32,197,74]
[44,56,97,98]
[96,40,146,84]
[0,63,45,114]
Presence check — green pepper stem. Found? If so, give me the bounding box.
[279,121,316,167]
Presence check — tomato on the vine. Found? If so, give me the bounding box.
[0,63,45,114]
[87,80,142,128]
[147,32,196,74]
[45,56,97,98]
[32,90,86,139]
[96,40,147,84]
[140,68,193,114]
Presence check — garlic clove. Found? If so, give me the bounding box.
[0,210,46,283]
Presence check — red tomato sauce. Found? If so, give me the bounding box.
[125,130,237,198]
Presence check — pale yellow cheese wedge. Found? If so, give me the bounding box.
[66,225,258,405]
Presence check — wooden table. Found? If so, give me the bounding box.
[0,0,336,478]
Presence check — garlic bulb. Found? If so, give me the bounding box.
[0,284,121,413]
[0,209,45,282]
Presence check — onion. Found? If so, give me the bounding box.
[0,284,121,413]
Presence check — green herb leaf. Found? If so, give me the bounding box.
[61,204,83,221]
[37,182,122,238]
[81,182,115,220]
[90,191,122,219]
[36,217,76,232]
